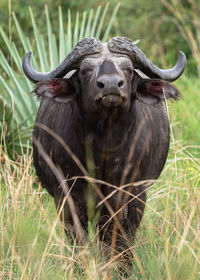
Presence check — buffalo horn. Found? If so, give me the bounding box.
[108,37,186,82]
[22,38,102,83]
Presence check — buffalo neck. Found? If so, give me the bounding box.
[84,107,134,153]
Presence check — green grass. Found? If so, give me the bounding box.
[0,76,200,279]
[170,74,200,145]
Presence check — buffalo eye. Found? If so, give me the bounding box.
[81,68,93,75]
[81,69,88,75]
[123,67,133,74]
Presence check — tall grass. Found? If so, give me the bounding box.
[0,75,200,279]
[162,0,200,77]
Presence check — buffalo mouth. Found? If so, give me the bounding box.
[95,93,127,108]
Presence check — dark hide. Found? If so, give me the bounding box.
[33,70,180,251]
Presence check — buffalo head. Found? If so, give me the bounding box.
[23,37,186,114]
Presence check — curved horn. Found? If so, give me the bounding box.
[108,37,186,82]
[22,38,102,84]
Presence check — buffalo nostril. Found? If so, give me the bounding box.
[96,81,104,89]
[118,80,124,88]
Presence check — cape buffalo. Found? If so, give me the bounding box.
[23,37,186,252]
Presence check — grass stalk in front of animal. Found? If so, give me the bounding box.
[0,77,200,279]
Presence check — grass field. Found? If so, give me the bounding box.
[0,75,200,279]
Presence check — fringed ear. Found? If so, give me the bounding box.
[135,79,181,105]
[32,78,75,103]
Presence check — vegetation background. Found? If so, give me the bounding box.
[0,0,200,279]
[1,0,199,75]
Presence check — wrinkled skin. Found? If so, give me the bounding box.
[32,42,181,253]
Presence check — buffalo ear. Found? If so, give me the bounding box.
[135,79,181,105]
[32,78,75,103]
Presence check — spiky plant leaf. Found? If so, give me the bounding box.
[79,11,87,41]
[13,12,38,69]
[66,10,72,54]
[59,6,66,62]
[90,7,101,38]
[95,4,109,39]
[73,12,79,47]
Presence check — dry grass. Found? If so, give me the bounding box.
[0,127,200,279]
[0,74,200,279]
